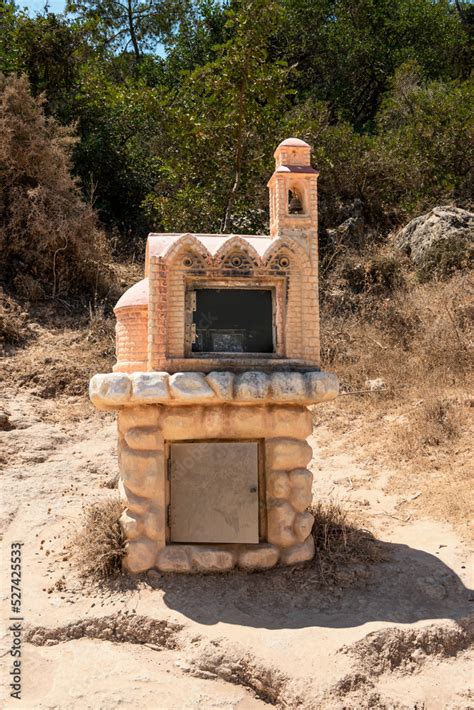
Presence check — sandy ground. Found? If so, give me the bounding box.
[1,387,473,709]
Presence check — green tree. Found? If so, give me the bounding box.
[67,0,178,61]
[145,0,290,233]
[6,12,95,122]
[373,64,474,216]
[277,0,470,128]
[162,0,228,83]
[73,70,168,241]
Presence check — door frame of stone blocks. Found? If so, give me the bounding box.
[164,437,268,545]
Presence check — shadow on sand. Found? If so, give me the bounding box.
[147,540,473,630]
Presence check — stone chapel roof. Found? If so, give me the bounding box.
[146,232,271,261]
[115,231,307,311]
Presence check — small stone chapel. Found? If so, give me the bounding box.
[90,138,338,573]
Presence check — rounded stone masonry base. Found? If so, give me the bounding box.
[123,539,314,574]
[90,370,338,574]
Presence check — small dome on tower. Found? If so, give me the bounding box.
[277,137,310,149]
[274,137,312,166]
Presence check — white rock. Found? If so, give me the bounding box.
[365,378,385,392]
[270,372,306,401]
[206,372,234,400]
[395,206,474,267]
[305,372,339,402]
[131,372,169,402]
[234,372,270,400]
[169,372,216,401]
[89,373,131,407]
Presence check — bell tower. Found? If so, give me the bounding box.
[267,138,320,366]
[267,137,319,240]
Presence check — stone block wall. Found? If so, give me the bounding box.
[90,369,338,574]
[117,403,315,573]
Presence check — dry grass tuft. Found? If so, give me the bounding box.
[321,271,471,396]
[85,304,116,360]
[394,396,463,452]
[72,499,125,581]
[310,501,384,585]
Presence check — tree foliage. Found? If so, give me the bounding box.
[0,0,472,256]
[0,74,114,302]
[66,0,178,60]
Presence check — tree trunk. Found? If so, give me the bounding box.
[454,0,467,24]
[221,78,247,233]
[127,0,141,61]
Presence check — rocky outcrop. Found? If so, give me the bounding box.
[395,206,473,270]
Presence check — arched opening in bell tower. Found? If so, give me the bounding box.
[288,187,304,214]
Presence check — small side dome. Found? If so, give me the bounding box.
[114,278,148,373]
[114,278,149,311]
[277,137,310,148]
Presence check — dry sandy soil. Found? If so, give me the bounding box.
[1,350,473,708]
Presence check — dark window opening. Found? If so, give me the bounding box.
[192,289,274,354]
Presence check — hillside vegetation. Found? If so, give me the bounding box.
[1,0,472,252]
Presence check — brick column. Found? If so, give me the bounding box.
[148,256,168,371]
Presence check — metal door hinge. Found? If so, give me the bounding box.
[191,291,197,311]
[191,323,197,344]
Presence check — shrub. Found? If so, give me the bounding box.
[72,499,125,581]
[0,288,31,351]
[340,250,404,296]
[416,234,474,283]
[395,396,463,452]
[0,74,115,304]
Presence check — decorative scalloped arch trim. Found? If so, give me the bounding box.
[262,237,307,267]
[213,235,262,267]
[162,233,212,263]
